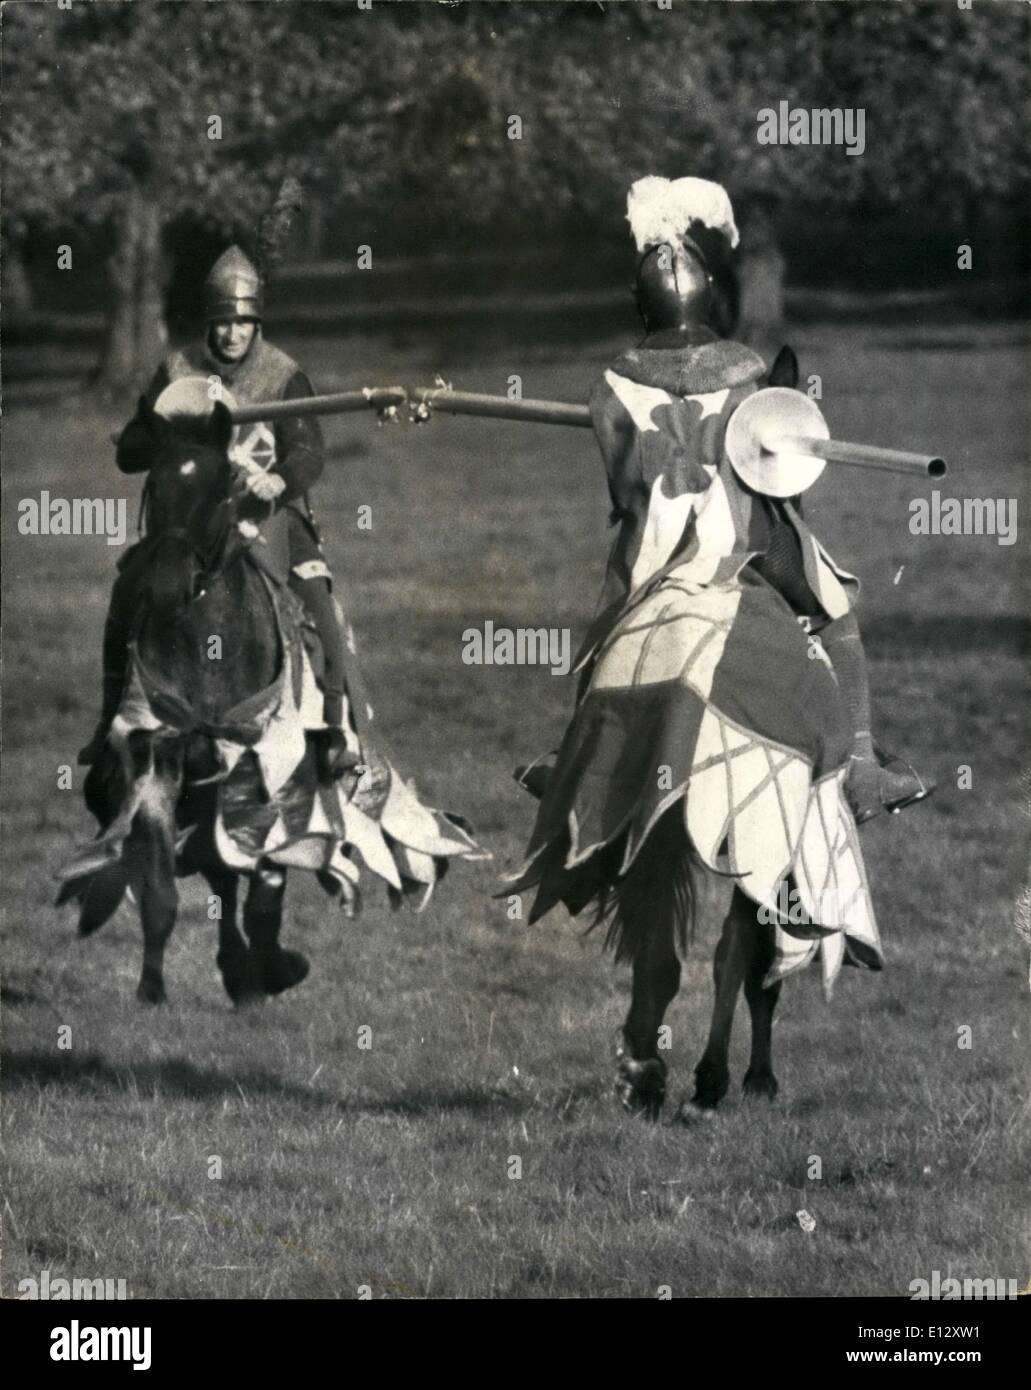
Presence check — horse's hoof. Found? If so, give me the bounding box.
[691,1064,729,1111]
[742,1069,779,1101]
[231,989,265,1011]
[261,949,310,995]
[615,1051,667,1120]
[677,1100,718,1125]
[136,978,167,1006]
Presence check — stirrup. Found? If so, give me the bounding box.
[879,758,935,818]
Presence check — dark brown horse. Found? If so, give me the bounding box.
[607,815,781,1118]
[60,401,312,1005]
[614,350,801,1119]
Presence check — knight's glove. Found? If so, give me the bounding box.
[244,471,286,504]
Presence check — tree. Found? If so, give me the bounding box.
[4,1,395,395]
[5,0,1028,388]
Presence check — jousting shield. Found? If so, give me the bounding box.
[154,376,237,423]
[724,387,946,497]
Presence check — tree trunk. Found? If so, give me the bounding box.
[135,195,169,371]
[3,236,35,318]
[737,204,787,358]
[93,184,168,399]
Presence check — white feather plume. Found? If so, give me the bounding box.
[626,176,740,253]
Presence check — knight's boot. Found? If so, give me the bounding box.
[820,614,933,824]
[79,562,141,766]
[77,673,125,765]
[514,757,555,801]
[314,691,359,785]
[847,744,934,825]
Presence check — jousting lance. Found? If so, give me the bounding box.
[408,384,946,497]
[223,382,946,499]
[229,386,408,425]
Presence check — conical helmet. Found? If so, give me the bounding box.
[204,245,263,323]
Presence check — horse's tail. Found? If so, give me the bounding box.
[55,733,176,937]
[593,805,699,967]
[56,861,129,937]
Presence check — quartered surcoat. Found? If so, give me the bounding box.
[510,334,882,991]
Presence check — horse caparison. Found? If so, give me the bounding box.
[72,400,312,1005]
[603,345,800,1118]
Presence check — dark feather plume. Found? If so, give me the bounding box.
[256,177,305,281]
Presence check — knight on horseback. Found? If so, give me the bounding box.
[624,181,930,826]
[63,240,484,1004]
[509,176,933,1115]
[78,245,351,780]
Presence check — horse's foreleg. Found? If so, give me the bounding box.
[692,888,756,1109]
[742,920,781,1100]
[201,868,258,1005]
[124,813,178,1005]
[243,862,308,996]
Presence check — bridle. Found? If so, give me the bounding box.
[147,485,244,609]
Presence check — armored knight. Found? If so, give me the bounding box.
[78,247,350,776]
[590,177,928,824]
[510,176,931,988]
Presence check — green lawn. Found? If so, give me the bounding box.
[2,318,1027,1298]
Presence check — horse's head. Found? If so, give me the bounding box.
[139,399,239,620]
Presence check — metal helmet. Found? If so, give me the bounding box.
[204,245,263,323]
[634,237,714,335]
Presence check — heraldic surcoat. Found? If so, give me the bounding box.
[509,336,883,992]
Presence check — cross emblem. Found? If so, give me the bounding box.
[229,422,277,473]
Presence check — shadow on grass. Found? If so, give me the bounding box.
[863,615,1029,658]
[3,1048,597,1118]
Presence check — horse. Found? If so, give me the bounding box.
[60,399,316,1005]
[615,347,799,1117]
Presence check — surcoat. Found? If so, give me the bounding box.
[508,333,882,993]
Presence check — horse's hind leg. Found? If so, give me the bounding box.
[742,920,781,1101]
[617,916,681,1120]
[243,863,309,996]
[692,888,756,1110]
[613,811,692,1119]
[124,813,179,1005]
[201,868,260,1006]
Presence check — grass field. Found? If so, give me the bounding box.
[2,317,1028,1299]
